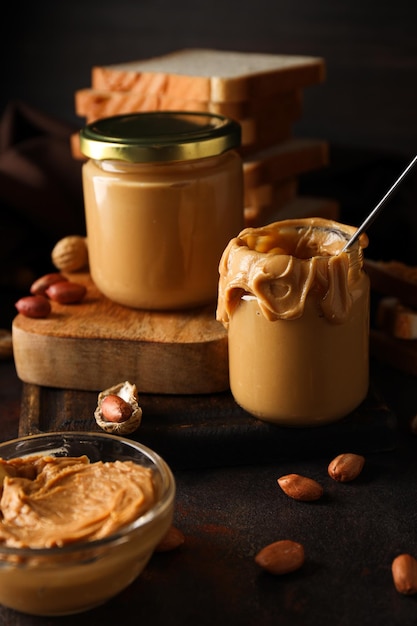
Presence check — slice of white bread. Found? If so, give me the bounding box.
[238,116,293,149]
[370,328,417,377]
[243,138,329,189]
[70,131,83,160]
[75,87,303,122]
[364,259,417,310]
[376,297,417,340]
[273,196,340,221]
[244,179,298,226]
[245,195,340,228]
[91,48,325,102]
[366,259,417,375]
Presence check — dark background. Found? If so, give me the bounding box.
[2,0,416,155]
[1,0,417,326]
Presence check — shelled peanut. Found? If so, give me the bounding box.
[15,271,86,318]
[255,539,305,575]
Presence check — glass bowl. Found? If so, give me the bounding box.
[0,431,175,616]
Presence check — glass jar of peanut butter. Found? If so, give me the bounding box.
[80,112,243,310]
[217,218,370,426]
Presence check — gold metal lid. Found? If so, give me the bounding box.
[79,111,241,163]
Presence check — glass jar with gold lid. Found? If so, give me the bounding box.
[80,111,243,310]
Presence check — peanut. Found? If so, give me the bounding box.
[392,554,417,595]
[30,273,67,296]
[51,235,89,272]
[155,526,185,552]
[101,394,133,423]
[277,473,323,501]
[255,539,305,575]
[45,281,86,304]
[15,295,51,318]
[328,453,365,482]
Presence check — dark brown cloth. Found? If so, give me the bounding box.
[0,101,85,291]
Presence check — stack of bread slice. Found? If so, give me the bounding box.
[366,259,417,376]
[72,48,339,226]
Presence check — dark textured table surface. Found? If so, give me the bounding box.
[1,355,417,626]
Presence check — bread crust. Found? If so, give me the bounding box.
[91,49,325,103]
[75,87,303,121]
[365,259,417,310]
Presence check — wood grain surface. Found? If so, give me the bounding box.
[12,273,228,394]
[18,380,398,470]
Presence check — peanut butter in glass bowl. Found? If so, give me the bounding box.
[0,432,175,616]
[217,217,370,426]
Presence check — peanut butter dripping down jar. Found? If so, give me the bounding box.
[217,217,370,426]
[80,112,243,310]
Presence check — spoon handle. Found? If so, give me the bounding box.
[342,154,417,252]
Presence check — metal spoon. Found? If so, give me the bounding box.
[341,154,417,253]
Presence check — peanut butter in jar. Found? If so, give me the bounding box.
[217,218,370,426]
[80,112,244,310]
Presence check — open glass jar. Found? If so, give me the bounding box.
[217,218,370,426]
[79,112,243,310]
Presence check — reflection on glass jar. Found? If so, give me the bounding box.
[217,218,370,426]
[80,112,244,310]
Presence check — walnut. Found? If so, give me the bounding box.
[94,381,142,434]
[51,236,89,272]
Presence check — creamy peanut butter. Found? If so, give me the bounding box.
[217,218,370,426]
[0,455,156,548]
[82,153,243,309]
[0,435,175,617]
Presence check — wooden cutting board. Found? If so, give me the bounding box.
[19,380,398,470]
[12,273,228,394]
